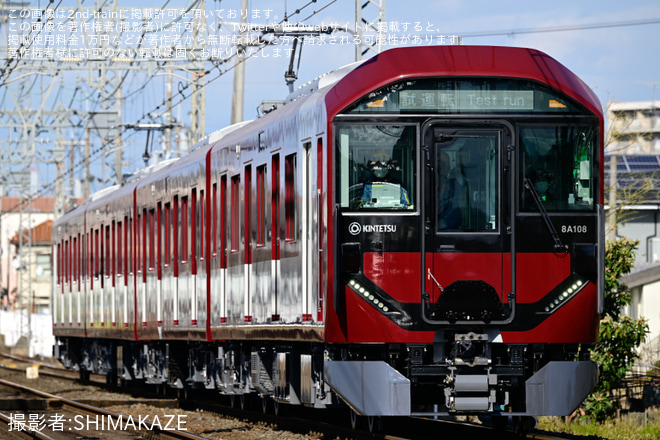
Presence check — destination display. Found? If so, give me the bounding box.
[348,78,588,114]
[399,89,534,111]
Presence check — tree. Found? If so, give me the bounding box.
[605,102,659,239]
[583,238,648,421]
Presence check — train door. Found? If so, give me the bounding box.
[422,122,515,325]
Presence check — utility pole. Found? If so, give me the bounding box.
[355,0,386,61]
[0,2,248,343]
[608,154,618,241]
[231,0,249,124]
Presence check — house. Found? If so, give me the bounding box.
[9,219,53,314]
[623,264,660,364]
[0,197,56,314]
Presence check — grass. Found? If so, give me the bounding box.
[536,410,660,440]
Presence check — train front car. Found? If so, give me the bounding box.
[324,46,603,419]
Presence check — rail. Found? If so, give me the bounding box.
[0,378,209,440]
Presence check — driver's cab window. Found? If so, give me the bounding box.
[520,125,595,212]
[336,124,416,211]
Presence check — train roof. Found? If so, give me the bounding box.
[284,60,362,104]
[124,158,180,184]
[325,45,603,119]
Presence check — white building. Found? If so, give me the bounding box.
[0,197,55,312]
[607,101,660,154]
[623,265,660,364]
[608,101,660,364]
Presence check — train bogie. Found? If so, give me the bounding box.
[54,46,604,418]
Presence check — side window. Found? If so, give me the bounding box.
[220,175,227,267]
[181,196,189,264]
[142,209,147,282]
[110,222,115,286]
[64,240,69,285]
[256,164,267,247]
[56,243,61,286]
[212,184,218,257]
[94,228,100,279]
[100,225,106,287]
[117,221,123,278]
[191,189,197,274]
[245,165,252,263]
[149,209,155,271]
[105,225,111,282]
[285,153,297,241]
[172,196,179,276]
[200,189,205,262]
[272,154,280,259]
[231,175,240,252]
[163,204,171,267]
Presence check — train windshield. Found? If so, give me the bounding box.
[336,124,416,211]
[520,125,597,212]
[433,129,499,231]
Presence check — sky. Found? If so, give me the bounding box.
[232,0,660,116]
[2,0,660,196]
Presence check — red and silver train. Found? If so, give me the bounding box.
[53,46,603,422]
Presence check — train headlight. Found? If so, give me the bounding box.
[345,277,411,326]
[540,275,588,314]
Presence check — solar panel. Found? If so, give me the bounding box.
[604,155,660,201]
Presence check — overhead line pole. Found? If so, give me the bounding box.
[231,0,248,124]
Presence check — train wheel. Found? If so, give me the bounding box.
[156,383,168,396]
[79,369,90,384]
[177,385,189,401]
[261,397,268,414]
[489,416,508,431]
[230,394,245,410]
[349,409,359,430]
[513,416,537,437]
[273,401,280,416]
[367,416,382,433]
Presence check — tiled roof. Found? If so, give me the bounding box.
[10,219,53,245]
[1,197,54,212]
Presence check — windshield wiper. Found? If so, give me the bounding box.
[523,177,568,254]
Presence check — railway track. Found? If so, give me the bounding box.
[0,377,207,440]
[0,351,580,439]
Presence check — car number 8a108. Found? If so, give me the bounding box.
[561,225,587,233]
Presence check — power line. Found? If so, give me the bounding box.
[459,17,660,39]
[1,0,340,217]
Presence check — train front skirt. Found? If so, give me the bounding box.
[324,358,597,416]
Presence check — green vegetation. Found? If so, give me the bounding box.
[537,411,660,440]
[583,238,648,421]
[536,238,655,438]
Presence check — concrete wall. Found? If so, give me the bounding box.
[0,311,54,358]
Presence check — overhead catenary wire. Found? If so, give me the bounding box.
[0,0,336,217]
[450,17,660,39]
